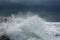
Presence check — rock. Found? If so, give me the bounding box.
[0,17,7,23]
[0,35,10,40]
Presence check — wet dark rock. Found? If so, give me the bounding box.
[0,18,7,23]
[0,35,10,40]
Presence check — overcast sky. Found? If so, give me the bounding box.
[0,0,60,5]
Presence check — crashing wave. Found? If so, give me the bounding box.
[0,12,60,40]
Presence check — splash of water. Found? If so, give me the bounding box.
[0,12,60,40]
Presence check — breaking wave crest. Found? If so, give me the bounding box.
[0,12,60,40]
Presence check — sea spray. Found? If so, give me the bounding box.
[0,12,60,40]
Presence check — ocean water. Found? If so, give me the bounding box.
[0,12,60,40]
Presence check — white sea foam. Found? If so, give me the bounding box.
[0,12,60,40]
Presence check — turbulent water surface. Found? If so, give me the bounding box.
[0,12,60,40]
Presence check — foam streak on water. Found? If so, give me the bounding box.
[0,12,60,40]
